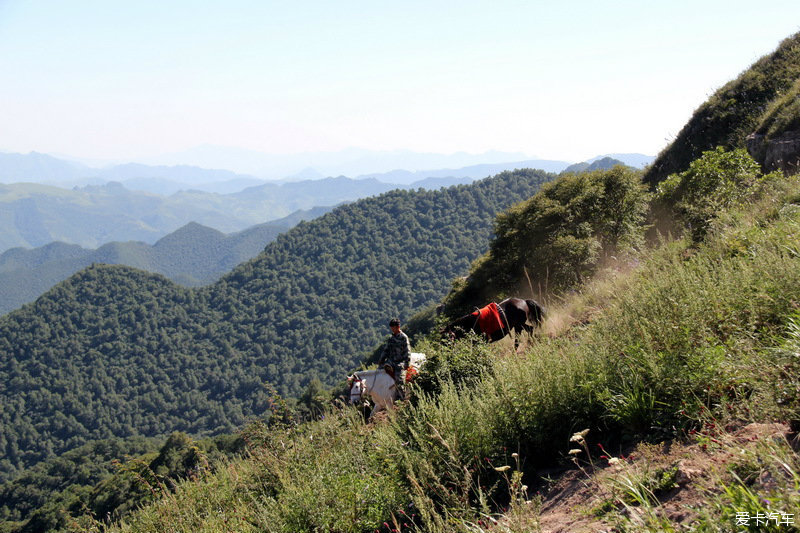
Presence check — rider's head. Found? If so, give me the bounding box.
[389,318,401,332]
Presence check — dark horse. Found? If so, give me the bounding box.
[442,298,545,349]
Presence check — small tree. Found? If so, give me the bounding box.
[656,147,766,241]
[299,377,329,420]
[446,165,650,309]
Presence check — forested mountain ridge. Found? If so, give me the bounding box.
[207,171,550,385]
[0,207,332,316]
[0,168,553,483]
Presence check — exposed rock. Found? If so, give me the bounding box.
[675,463,702,486]
[746,129,800,174]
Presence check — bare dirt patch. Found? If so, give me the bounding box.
[535,423,793,533]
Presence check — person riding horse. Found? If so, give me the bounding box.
[378,318,410,398]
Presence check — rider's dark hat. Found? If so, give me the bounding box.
[389,318,401,327]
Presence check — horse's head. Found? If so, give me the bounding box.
[441,313,476,342]
[347,374,366,405]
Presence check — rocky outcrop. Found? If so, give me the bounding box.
[746,129,800,174]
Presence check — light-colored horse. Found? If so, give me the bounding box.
[348,353,426,419]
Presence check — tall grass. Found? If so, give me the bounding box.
[108,409,411,533]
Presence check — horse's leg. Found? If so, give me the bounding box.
[522,323,534,337]
[513,324,527,350]
[369,401,386,422]
[489,330,504,343]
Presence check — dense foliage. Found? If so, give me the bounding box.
[0,169,552,486]
[644,31,800,185]
[443,165,650,312]
[0,214,323,316]
[0,432,243,533]
[0,437,158,532]
[655,147,777,240]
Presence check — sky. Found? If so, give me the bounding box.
[1,0,799,166]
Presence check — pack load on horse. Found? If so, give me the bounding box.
[348,353,426,420]
[441,297,545,349]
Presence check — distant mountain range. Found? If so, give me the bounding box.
[0,151,654,254]
[0,207,332,315]
[133,146,537,179]
[0,150,654,193]
[356,158,571,184]
[0,178,398,252]
[0,152,266,194]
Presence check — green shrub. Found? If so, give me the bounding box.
[446,165,650,310]
[656,147,772,240]
[413,338,496,397]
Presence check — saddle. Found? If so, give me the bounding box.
[471,302,505,335]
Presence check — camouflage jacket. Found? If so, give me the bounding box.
[379,331,410,367]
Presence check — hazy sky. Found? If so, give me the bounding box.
[1,1,799,163]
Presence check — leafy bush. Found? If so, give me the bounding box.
[413,338,496,397]
[445,165,650,310]
[656,147,775,240]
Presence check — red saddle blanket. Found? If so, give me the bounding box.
[472,302,504,335]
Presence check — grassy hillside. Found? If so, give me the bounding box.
[644,31,800,185]
[0,169,552,484]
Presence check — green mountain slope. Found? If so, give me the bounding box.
[0,169,552,483]
[644,31,800,185]
[0,178,396,253]
[100,158,800,533]
[0,208,331,316]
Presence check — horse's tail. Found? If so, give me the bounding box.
[525,299,546,327]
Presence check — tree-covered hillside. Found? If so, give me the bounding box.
[0,177,394,252]
[441,165,650,314]
[0,169,553,483]
[0,207,332,316]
